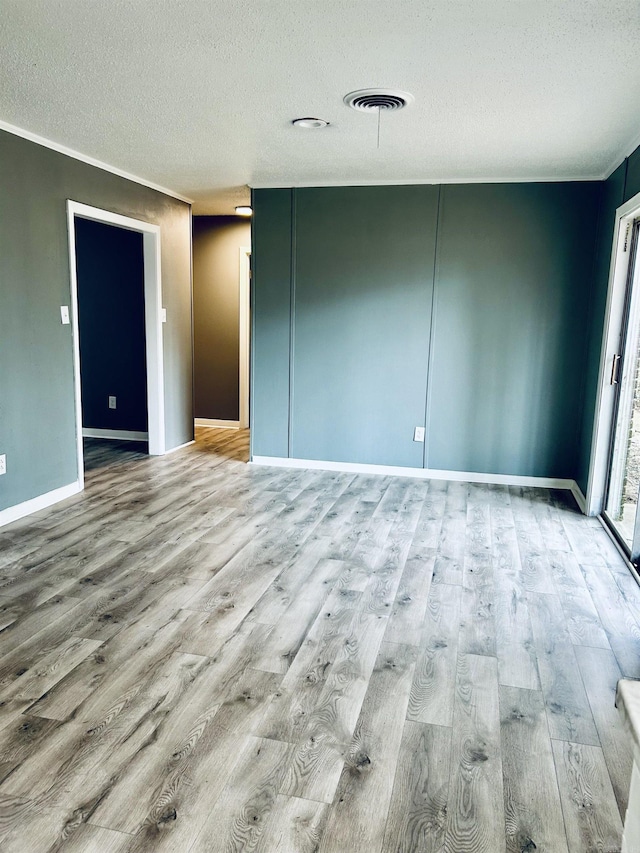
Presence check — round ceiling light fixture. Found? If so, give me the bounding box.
[235,206,252,216]
[343,88,414,112]
[292,117,329,129]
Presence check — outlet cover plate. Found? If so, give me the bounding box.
[0,454,6,475]
[108,396,117,409]
[413,426,425,443]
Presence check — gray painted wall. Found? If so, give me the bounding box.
[251,183,601,481]
[193,216,250,421]
[75,218,148,432]
[0,129,192,513]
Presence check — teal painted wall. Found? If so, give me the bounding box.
[251,182,601,480]
[292,186,439,466]
[250,189,292,457]
[429,183,599,478]
[0,129,192,513]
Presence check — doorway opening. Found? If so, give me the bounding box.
[192,214,251,432]
[587,189,640,562]
[67,201,165,489]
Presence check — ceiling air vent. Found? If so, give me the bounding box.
[343,89,414,112]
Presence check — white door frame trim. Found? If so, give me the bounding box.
[239,246,251,429]
[67,200,165,489]
[586,189,640,515]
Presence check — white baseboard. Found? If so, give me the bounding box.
[83,428,149,442]
[0,481,82,529]
[163,439,196,455]
[570,482,588,514]
[195,419,241,430]
[250,455,578,492]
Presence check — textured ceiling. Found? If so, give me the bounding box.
[2,0,640,213]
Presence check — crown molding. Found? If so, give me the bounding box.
[250,174,602,189]
[0,119,193,204]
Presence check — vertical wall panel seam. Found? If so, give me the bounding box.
[422,184,443,470]
[287,188,297,458]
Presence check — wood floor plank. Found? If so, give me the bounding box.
[528,593,600,746]
[574,644,632,817]
[0,650,208,809]
[55,823,132,852]
[316,642,417,853]
[0,795,78,853]
[551,740,623,853]
[254,794,329,853]
[0,635,103,731]
[253,557,343,674]
[89,667,280,841]
[255,587,362,744]
[442,653,505,853]
[381,720,452,853]
[383,548,436,647]
[500,685,568,853]
[580,562,640,678]
[189,736,291,853]
[279,611,388,803]
[407,581,461,727]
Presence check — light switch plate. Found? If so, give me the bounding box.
[108,396,117,409]
[161,308,167,323]
[413,426,425,442]
[0,455,6,475]
[60,306,70,325]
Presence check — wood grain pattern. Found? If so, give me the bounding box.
[0,429,632,852]
[442,653,505,853]
[500,685,568,853]
[528,592,600,745]
[552,740,624,853]
[381,720,452,853]
[407,582,462,726]
[316,642,417,852]
[574,644,632,817]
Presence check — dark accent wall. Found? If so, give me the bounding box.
[430,183,599,478]
[193,216,250,421]
[0,129,192,513]
[292,186,439,466]
[251,189,293,457]
[251,183,601,480]
[75,218,147,432]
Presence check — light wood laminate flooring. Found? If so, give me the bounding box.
[0,427,637,852]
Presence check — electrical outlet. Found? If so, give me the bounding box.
[413,426,425,443]
[60,306,70,325]
[0,455,6,475]
[108,396,117,409]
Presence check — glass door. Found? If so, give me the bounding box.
[604,220,640,558]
